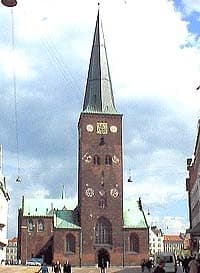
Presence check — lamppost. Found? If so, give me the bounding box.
[137,197,150,253]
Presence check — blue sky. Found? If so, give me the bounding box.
[0,0,200,237]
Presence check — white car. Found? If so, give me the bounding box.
[26,258,43,266]
[155,252,177,273]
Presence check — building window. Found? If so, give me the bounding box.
[105,155,112,165]
[98,198,107,209]
[37,219,44,232]
[130,233,139,253]
[27,219,34,232]
[94,155,100,165]
[66,233,75,253]
[95,217,112,245]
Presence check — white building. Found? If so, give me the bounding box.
[149,226,164,255]
[0,145,10,263]
[6,237,18,264]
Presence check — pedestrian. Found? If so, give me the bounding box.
[53,260,61,273]
[153,259,165,273]
[189,254,200,273]
[141,259,146,272]
[146,259,152,272]
[38,263,48,273]
[63,260,71,273]
[98,257,107,273]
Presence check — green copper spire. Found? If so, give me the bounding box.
[82,9,118,114]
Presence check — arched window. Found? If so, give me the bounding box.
[130,233,139,253]
[66,233,75,253]
[37,219,44,232]
[94,155,100,165]
[27,219,34,232]
[105,155,112,165]
[95,217,112,245]
[98,198,106,209]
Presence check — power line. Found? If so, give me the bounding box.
[9,8,21,182]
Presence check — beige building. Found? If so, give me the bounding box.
[163,235,184,254]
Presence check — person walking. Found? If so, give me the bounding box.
[63,260,71,273]
[53,260,61,273]
[38,263,48,273]
[153,259,166,273]
[98,257,107,273]
[141,259,146,272]
[146,259,152,272]
[189,254,200,273]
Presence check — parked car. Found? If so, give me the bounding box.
[155,252,177,273]
[26,257,43,266]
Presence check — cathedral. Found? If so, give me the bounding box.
[17,10,148,266]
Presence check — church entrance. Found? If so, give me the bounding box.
[97,248,110,268]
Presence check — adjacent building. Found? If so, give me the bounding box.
[0,145,10,263]
[186,119,200,254]
[149,226,164,255]
[163,235,184,254]
[6,237,18,264]
[17,9,149,266]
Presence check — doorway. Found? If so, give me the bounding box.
[97,248,110,268]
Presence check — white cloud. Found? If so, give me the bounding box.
[161,216,188,234]
[182,0,200,14]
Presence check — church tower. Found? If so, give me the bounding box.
[78,9,123,265]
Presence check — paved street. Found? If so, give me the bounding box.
[0,265,184,273]
[0,265,140,273]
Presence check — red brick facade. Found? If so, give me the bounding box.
[77,113,124,266]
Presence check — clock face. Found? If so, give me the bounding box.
[110,125,117,133]
[110,188,119,198]
[82,152,92,163]
[112,155,120,164]
[86,124,94,132]
[85,188,94,197]
[96,122,108,135]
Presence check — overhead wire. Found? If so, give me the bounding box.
[10,8,21,182]
[7,6,84,184]
[40,34,83,97]
[23,8,83,96]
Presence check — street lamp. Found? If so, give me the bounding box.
[1,0,17,7]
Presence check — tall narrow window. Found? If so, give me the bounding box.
[95,217,112,245]
[105,155,112,165]
[98,198,107,209]
[130,233,139,253]
[94,155,100,165]
[66,233,75,253]
[27,219,34,232]
[37,219,44,232]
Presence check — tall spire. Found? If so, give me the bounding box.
[82,8,117,114]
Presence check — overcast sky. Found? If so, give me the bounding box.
[1,0,200,238]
